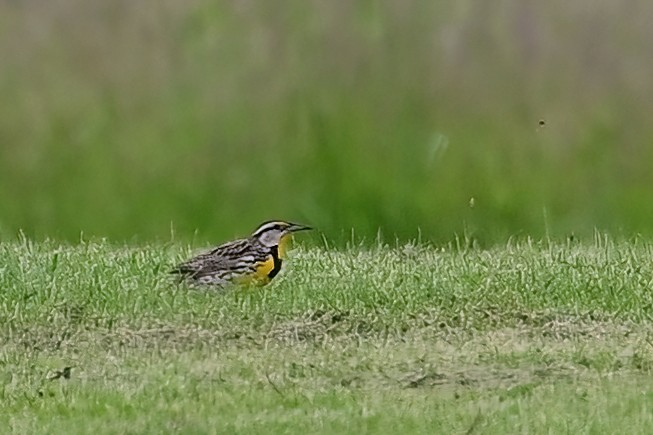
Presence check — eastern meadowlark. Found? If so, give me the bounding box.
[171,220,312,287]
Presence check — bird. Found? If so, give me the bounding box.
[171,220,312,287]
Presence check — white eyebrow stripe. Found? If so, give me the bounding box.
[252,221,286,237]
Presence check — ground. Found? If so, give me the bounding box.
[2,238,653,433]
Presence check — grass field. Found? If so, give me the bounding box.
[3,2,652,432]
[3,237,653,433]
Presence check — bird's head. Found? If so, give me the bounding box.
[251,220,312,256]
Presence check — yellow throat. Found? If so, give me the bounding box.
[278,234,292,258]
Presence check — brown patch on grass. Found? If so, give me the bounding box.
[265,310,352,343]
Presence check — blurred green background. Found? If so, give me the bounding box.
[1,1,652,244]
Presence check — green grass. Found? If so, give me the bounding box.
[1,2,653,243]
[3,238,653,433]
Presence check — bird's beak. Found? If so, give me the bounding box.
[288,223,312,233]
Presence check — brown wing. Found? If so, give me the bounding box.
[171,238,268,284]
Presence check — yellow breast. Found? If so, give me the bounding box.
[234,236,292,287]
[235,255,275,286]
[254,255,276,280]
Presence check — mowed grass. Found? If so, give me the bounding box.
[2,237,653,433]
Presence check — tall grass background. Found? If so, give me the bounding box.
[1,1,652,244]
